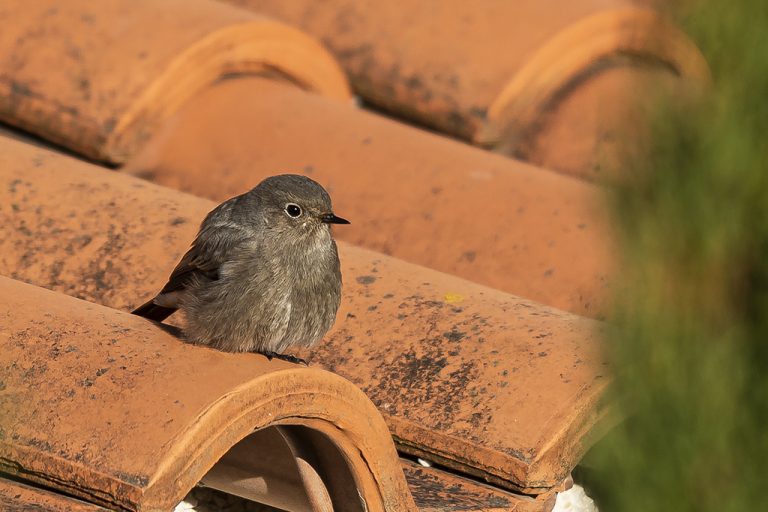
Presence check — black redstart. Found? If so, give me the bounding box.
[132,174,349,362]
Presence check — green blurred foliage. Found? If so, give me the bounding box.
[584,1,768,510]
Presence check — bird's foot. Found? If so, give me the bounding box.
[262,351,308,366]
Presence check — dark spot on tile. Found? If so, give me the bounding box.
[543,268,554,277]
[446,110,466,133]
[115,472,150,487]
[133,169,156,181]
[443,329,465,342]
[469,106,488,120]
[170,217,186,226]
[10,80,32,97]
[356,275,376,285]
[103,117,117,135]
[462,251,476,263]
[405,75,424,91]
[8,179,23,193]
[27,438,53,452]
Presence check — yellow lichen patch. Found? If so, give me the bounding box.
[443,293,464,304]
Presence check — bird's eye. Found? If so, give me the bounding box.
[285,203,303,218]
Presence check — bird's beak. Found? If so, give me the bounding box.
[321,213,350,225]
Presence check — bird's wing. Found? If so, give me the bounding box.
[158,222,250,295]
[133,221,251,321]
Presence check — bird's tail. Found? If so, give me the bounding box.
[132,298,177,322]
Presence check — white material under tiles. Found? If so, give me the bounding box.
[174,487,276,512]
[553,484,599,512]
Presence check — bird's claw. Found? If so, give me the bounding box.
[262,351,308,366]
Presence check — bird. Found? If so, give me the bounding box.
[132,174,349,363]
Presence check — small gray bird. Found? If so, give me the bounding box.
[132,174,349,362]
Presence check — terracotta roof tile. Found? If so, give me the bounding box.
[126,77,616,318]
[0,134,610,496]
[0,275,416,511]
[402,461,557,512]
[0,0,350,164]
[0,477,109,511]
[0,269,551,511]
[224,0,708,179]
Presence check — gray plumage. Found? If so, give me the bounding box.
[133,174,349,355]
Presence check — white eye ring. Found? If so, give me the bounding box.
[285,203,303,218]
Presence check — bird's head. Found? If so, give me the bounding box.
[252,174,349,246]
